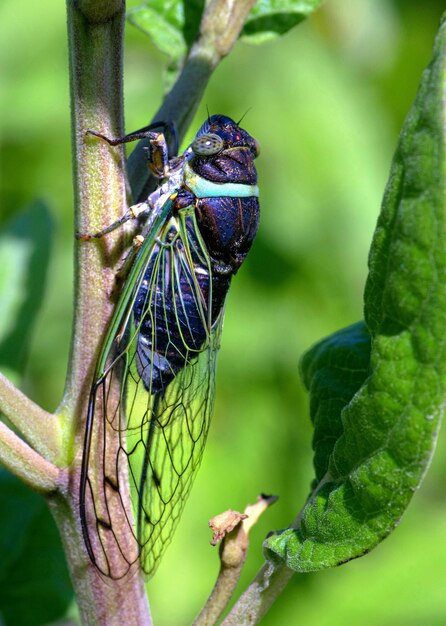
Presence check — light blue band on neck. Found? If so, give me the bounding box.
[184,162,259,199]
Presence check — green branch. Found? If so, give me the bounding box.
[0,421,59,492]
[62,0,129,424]
[221,562,293,626]
[194,496,278,626]
[60,2,153,624]
[0,372,61,462]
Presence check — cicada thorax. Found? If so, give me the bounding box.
[188,143,260,276]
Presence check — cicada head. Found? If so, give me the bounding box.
[190,115,259,184]
[193,114,259,159]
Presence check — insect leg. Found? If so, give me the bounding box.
[75,201,153,240]
[86,121,176,149]
[87,121,179,178]
[111,234,145,294]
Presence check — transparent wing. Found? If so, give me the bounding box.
[80,206,223,579]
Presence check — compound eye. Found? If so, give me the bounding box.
[191,133,224,156]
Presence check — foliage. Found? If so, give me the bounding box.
[0,1,445,625]
[265,17,446,571]
[128,0,325,84]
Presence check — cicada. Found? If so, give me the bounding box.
[79,114,260,579]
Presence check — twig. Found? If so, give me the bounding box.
[0,422,59,492]
[193,495,278,626]
[0,372,61,462]
[220,561,294,626]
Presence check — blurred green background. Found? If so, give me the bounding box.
[1,1,446,625]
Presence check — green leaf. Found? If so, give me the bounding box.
[300,321,371,484]
[242,0,326,44]
[128,0,205,70]
[265,14,446,571]
[0,470,72,626]
[0,201,53,376]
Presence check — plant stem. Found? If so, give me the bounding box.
[0,372,61,462]
[194,515,249,626]
[62,0,128,425]
[194,496,278,626]
[221,562,294,626]
[48,481,151,626]
[0,421,59,492]
[55,1,152,624]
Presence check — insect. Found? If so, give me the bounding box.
[79,114,260,579]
